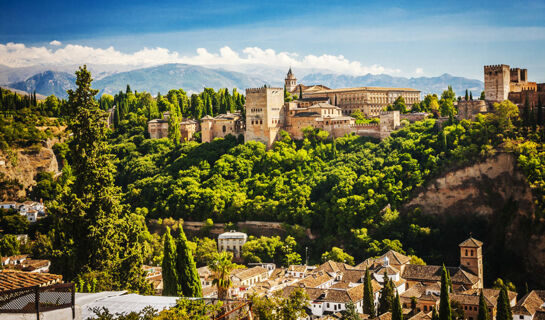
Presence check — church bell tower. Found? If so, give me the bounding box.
[285,67,297,92]
[459,236,484,288]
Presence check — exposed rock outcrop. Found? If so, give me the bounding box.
[0,139,60,199]
[405,152,535,217]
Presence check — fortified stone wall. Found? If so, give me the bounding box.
[457,100,488,120]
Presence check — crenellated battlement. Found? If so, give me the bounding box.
[246,87,283,94]
[350,123,379,128]
[484,64,509,71]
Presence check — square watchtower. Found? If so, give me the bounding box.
[459,237,484,288]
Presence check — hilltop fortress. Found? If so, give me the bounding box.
[458,64,545,120]
[186,69,422,146]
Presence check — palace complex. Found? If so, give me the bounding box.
[148,69,425,146]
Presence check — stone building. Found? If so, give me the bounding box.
[201,112,245,143]
[147,111,199,142]
[244,86,402,146]
[484,64,545,108]
[147,112,170,139]
[284,69,420,117]
[218,230,247,258]
[245,87,286,147]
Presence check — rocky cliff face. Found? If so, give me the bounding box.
[0,139,60,199]
[405,153,535,217]
[404,152,545,287]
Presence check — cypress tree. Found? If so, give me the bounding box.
[470,91,473,101]
[432,308,439,320]
[392,291,403,320]
[439,265,452,320]
[161,227,179,296]
[538,97,544,127]
[478,290,490,320]
[175,227,202,297]
[496,286,512,320]
[523,93,531,127]
[378,272,394,314]
[49,66,147,291]
[299,86,303,99]
[364,268,376,317]
[167,107,181,145]
[465,90,469,101]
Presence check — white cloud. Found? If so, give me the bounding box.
[415,67,424,76]
[0,42,400,76]
[49,40,62,46]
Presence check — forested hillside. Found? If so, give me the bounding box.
[2,70,545,291]
[105,88,545,286]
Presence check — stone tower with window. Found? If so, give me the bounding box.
[484,64,510,102]
[245,87,285,147]
[285,67,297,92]
[459,237,484,288]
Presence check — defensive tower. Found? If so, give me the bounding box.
[484,64,510,102]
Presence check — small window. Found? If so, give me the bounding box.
[471,250,474,256]
[222,125,226,133]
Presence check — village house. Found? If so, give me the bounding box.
[218,230,247,258]
[513,290,545,320]
[0,200,46,223]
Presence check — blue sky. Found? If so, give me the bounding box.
[1,0,544,80]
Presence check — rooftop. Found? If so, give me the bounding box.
[459,237,483,248]
[309,87,421,94]
[218,230,247,239]
[0,270,62,291]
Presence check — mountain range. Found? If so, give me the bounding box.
[1,63,484,99]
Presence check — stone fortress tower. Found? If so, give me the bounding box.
[245,87,286,147]
[484,65,511,102]
[285,67,297,92]
[459,237,484,289]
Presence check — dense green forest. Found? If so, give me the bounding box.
[1,68,545,292]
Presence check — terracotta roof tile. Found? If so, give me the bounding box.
[0,270,62,291]
[401,265,478,286]
[232,266,268,282]
[459,238,483,248]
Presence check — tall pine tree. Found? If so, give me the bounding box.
[364,268,376,317]
[478,290,490,320]
[176,227,202,297]
[439,265,452,320]
[162,227,179,296]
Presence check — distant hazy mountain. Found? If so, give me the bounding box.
[300,73,484,96]
[93,63,267,96]
[8,71,76,98]
[4,63,484,99]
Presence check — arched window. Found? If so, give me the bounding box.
[222,125,226,133]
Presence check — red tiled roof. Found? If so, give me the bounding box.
[459,238,483,248]
[0,270,62,291]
